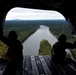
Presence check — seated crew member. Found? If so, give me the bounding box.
[51,34,75,63]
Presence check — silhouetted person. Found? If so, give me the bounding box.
[51,34,75,64]
[0,29,23,75]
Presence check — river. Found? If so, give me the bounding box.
[22,25,57,55]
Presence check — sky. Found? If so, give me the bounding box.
[5,7,65,20]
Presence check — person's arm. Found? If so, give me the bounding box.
[0,25,10,46]
[67,42,75,49]
[0,25,9,45]
[0,35,10,47]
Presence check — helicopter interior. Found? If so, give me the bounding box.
[0,0,76,34]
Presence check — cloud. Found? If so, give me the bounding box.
[5,7,65,20]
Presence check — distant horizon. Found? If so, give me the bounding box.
[6,19,65,21]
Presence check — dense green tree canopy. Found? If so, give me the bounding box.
[39,39,52,55]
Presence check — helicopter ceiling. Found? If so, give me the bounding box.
[0,0,76,34]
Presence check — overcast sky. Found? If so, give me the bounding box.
[5,7,65,20]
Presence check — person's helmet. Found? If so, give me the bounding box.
[8,31,18,40]
[58,34,67,42]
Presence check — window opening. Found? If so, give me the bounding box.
[0,7,75,59]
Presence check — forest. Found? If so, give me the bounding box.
[0,20,39,56]
[0,20,76,59]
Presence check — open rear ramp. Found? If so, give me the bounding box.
[0,55,76,75]
[23,55,76,75]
